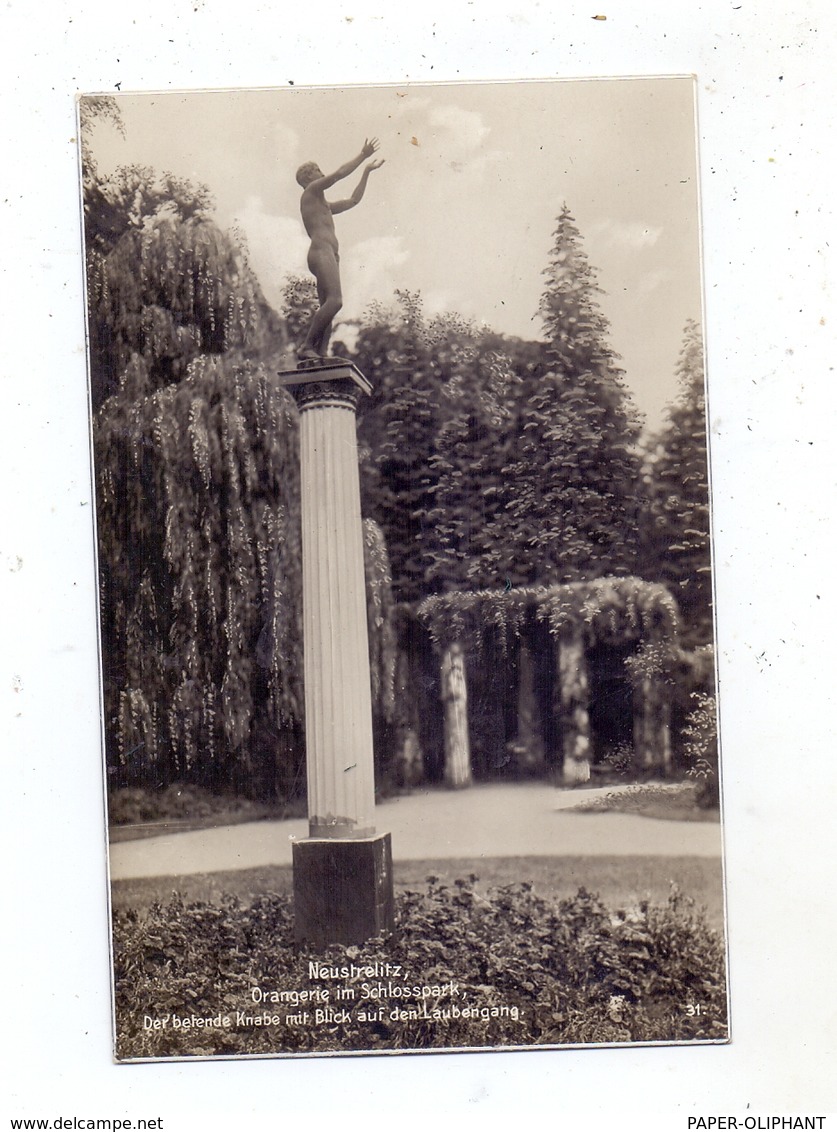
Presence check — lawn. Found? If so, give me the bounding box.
[111,853,725,930]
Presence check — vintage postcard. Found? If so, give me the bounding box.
[80,77,727,1061]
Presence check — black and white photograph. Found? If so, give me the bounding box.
[6,1,836,1123]
[81,77,726,1060]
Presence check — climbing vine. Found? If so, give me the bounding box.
[363,517,397,725]
[416,577,680,656]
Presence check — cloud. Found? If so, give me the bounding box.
[340,235,410,320]
[590,218,663,250]
[428,105,491,154]
[391,99,500,174]
[233,200,410,328]
[233,195,308,308]
[635,268,673,297]
[272,122,300,169]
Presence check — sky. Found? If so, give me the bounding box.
[85,77,703,428]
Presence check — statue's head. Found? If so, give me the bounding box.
[296,162,322,187]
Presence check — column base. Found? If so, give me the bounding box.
[562,755,591,785]
[293,832,395,948]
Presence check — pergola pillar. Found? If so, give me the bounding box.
[557,631,592,784]
[441,641,472,788]
[633,672,673,774]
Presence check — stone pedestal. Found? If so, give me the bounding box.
[293,833,394,948]
[279,361,395,945]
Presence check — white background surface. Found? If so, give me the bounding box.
[3,1,836,1126]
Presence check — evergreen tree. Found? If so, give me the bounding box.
[483,204,643,585]
[641,320,712,645]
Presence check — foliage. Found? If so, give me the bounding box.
[417,321,520,593]
[113,876,727,1059]
[108,784,271,826]
[352,293,533,601]
[682,692,720,808]
[96,353,396,799]
[81,123,404,801]
[82,97,707,803]
[364,519,397,725]
[641,320,712,646]
[83,157,284,408]
[280,274,319,355]
[481,204,644,586]
[351,207,645,601]
[623,638,679,690]
[82,112,389,802]
[601,741,635,776]
[96,356,304,798]
[79,95,124,198]
[568,782,718,822]
[416,576,680,656]
[353,293,451,602]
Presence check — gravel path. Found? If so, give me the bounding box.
[108,782,722,881]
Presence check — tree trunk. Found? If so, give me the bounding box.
[393,648,425,787]
[511,639,546,774]
[441,642,472,789]
[558,632,592,785]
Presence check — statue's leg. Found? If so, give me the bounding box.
[302,248,342,357]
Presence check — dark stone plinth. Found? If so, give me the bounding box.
[293,833,395,949]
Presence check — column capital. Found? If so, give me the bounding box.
[278,360,372,412]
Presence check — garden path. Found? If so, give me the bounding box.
[109,782,722,881]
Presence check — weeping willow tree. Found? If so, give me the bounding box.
[96,355,304,797]
[84,160,284,409]
[80,96,296,797]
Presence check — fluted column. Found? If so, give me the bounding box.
[293,375,375,837]
[280,362,393,947]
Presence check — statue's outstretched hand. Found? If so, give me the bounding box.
[361,137,380,159]
[366,158,385,172]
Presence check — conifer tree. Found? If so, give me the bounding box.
[641,319,712,645]
[485,204,643,585]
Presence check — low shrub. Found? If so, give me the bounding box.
[113,876,727,1059]
[108,784,275,826]
[568,781,717,821]
[682,692,720,808]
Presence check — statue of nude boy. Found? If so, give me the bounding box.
[296,138,385,361]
